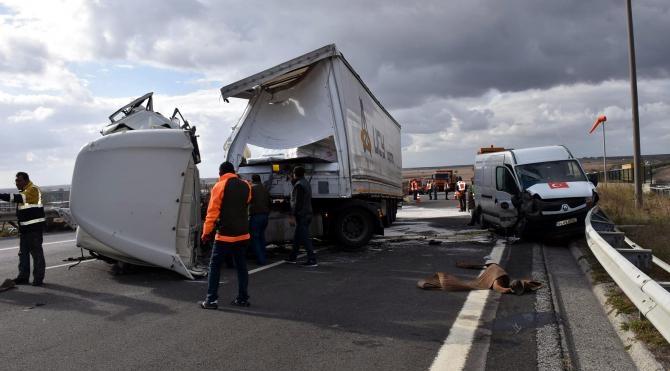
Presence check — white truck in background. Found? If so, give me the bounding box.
[69,44,402,279]
[221,44,402,248]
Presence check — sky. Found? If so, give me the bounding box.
[0,0,668,188]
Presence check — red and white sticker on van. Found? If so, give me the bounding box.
[548,182,569,189]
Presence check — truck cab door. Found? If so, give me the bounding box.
[493,166,519,228]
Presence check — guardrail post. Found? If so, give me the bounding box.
[615,248,653,273]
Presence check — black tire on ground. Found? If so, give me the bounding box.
[333,208,374,249]
[382,202,393,228]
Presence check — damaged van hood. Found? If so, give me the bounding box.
[525,182,594,199]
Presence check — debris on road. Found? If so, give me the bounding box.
[417,263,543,295]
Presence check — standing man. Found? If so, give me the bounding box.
[456,177,467,212]
[200,161,252,309]
[285,166,317,267]
[249,174,270,266]
[426,181,433,200]
[1,172,46,286]
[410,179,419,200]
[433,180,438,200]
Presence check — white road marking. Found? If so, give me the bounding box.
[429,239,507,371]
[186,250,319,284]
[46,259,96,270]
[0,239,76,252]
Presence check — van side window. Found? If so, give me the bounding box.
[496,167,517,194]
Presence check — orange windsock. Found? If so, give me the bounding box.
[589,115,607,134]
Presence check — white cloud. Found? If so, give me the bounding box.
[401,78,670,167]
[8,106,54,122]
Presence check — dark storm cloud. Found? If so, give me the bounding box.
[77,0,670,110]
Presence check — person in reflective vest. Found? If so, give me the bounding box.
[426,181,433,200]
[410,179,419,200]
[0,172,46,286]
[200,161,252,309]
[456,177,467,212]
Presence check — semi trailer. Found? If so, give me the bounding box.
[221,44,403,248]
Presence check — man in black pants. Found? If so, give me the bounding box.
[285,166,317,267]
[1,172,46,286]
[200,162,252,309]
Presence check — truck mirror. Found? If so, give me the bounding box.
[587,173,599,187]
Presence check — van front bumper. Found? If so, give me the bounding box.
[525,208,591,236]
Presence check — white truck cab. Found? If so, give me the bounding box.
[474,145,598,235]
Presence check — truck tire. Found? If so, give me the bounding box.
[334,208,374,249]
[382,202,392,228]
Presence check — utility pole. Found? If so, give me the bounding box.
[602,120,607,185]
[626,0,643,208]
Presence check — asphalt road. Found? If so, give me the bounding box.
[0,198,635,370]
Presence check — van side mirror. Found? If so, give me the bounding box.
[587,173,599,187]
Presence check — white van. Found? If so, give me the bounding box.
[473,145,598,235]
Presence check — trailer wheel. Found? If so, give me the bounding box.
[382,202,392,228]
[334,208,374,249]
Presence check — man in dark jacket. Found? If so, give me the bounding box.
[249,174,270,265]
[1,172,46,286]
[285,166,317,267]
[200,162,252,309]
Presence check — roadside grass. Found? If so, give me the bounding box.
[595,183,670,355]
[597,183,670,264]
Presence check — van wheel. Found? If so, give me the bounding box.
[334,208,374,249]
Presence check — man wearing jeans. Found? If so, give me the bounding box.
[1,172,46,286]
[249,174,270,266]
[200,161,252,309]
[285,166,317,267]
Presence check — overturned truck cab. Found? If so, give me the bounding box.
[221,44,403,248]
[70,93,205,279]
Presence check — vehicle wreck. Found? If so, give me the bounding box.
[70,93,205,279]
[473,145,598,236]
[221,44,403,248]
[68,44,403,279]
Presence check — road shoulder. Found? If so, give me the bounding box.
[570,242,666,371]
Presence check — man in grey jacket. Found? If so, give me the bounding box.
[249,174,270,265]
[284,166,317,267]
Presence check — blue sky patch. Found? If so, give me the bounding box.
[68,62,218,97]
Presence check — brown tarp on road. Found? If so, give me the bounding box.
[417,263,542,295]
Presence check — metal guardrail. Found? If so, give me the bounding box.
[650,185,670,197]
[585,206,670,343]
[0,208,75,228]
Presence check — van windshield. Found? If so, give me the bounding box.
[516,160,587,189]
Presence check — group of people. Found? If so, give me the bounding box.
[409,177,471,209]
[200,162,317,310]
[1,165,318,311]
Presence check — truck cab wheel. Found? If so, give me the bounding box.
[334,208,374,249]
